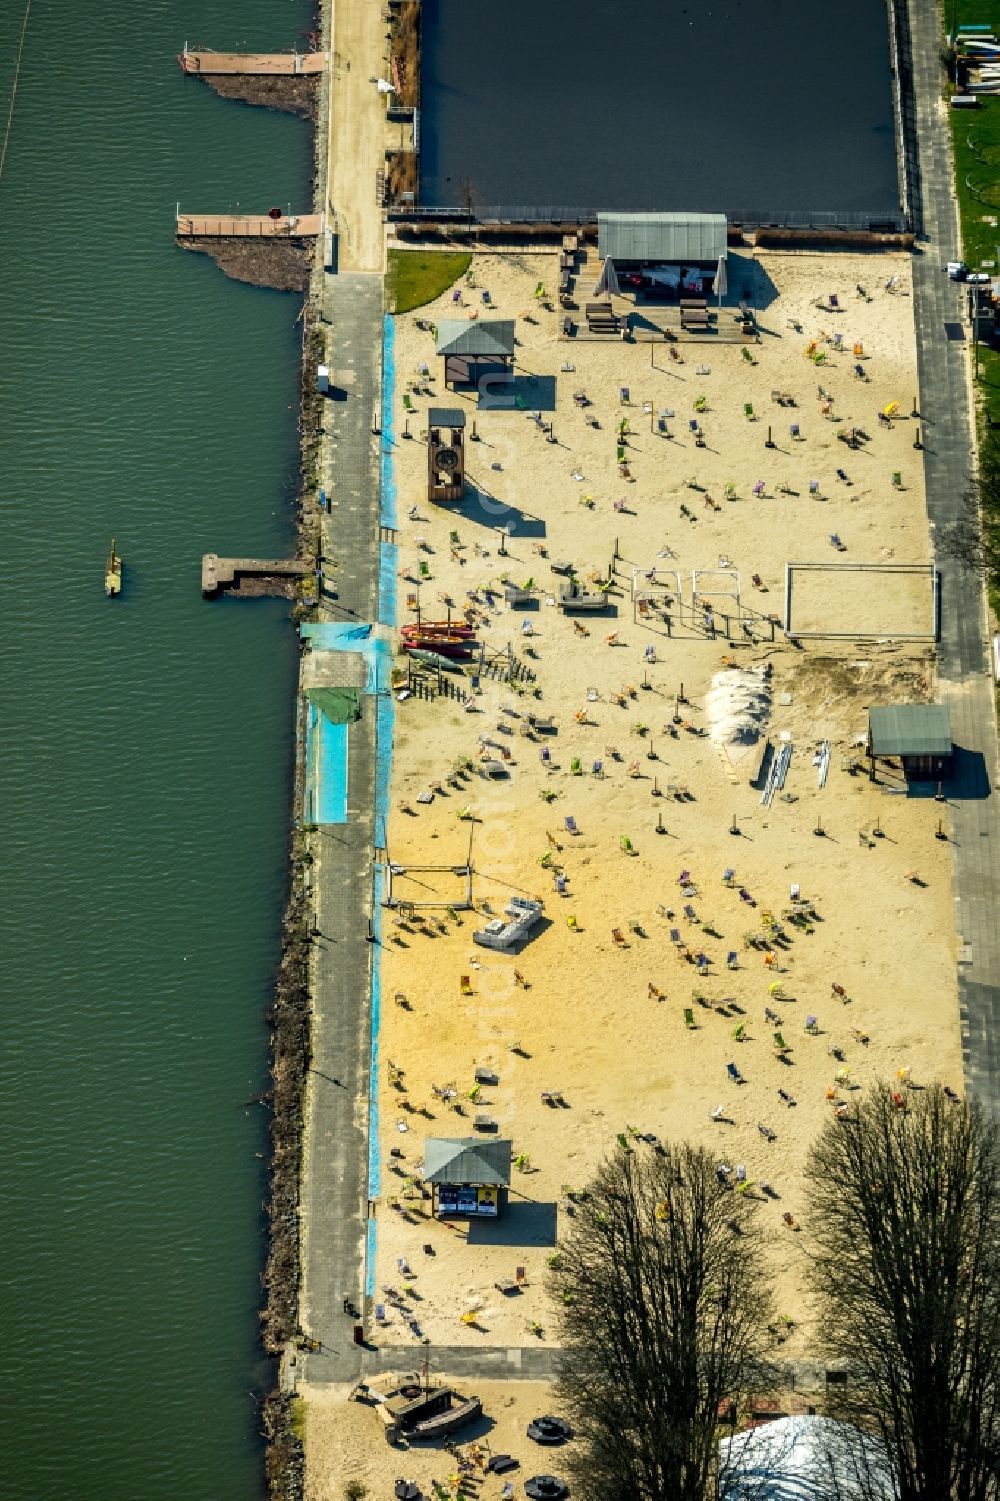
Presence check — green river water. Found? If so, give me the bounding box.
[0,3,312,1495]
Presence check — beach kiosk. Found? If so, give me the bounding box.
[423,1137,511,1219]
[435,319,515,390]
[866,704,952,781]
[597,211,728,305]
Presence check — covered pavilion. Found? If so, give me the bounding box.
[435,319,515,388]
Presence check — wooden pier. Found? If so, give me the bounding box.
[177,212,323,238]
[179,48,327,76]
[202,554,314,599]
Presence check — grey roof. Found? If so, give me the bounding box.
[598,211,727,264]
[435,319,515,357]
[868,704,952,757]
[428,406,467,429]
[423,1136,512,1186]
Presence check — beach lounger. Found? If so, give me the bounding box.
[790,883,800,900]
[727,951,738,970]
[744,403,755,420]
[565,816,579,834]
[570,757,582,775]
[684,1008,696,1029]
[398,1257,414,1277]
[670,928,682,946]
[805,1015,819,1034]
[830,533,846,551]
[592,759,603,777]
[726,1062,743,1083]
[683,904,697,921]
[403,393,413,411]
[773,1032,790,1053]
[460,975,473,995]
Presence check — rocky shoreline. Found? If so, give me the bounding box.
[177,236,313,293]
[194,72,317,118]
[257,38,328,1490]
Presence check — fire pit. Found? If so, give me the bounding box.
[525,1477,569,1501]
[527,1415,573,1445]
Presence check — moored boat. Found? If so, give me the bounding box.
[403,634,474,658]
[401,620,475,656]
[105,539,122,597]
[406,649,467,672]
[401,619,474,638]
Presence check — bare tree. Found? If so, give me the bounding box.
[550,1140,776,1501]
[456,176,478,232]
[805,1084,1000,1501]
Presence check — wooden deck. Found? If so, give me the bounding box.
[179,48,327,76]
[177,212,323,238]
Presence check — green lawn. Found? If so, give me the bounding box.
[947,0,1000,421]
[386,249,471,314]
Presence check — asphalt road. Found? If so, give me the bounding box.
[908,0,1000,1109]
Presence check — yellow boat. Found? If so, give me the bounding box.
[105,539,122,597]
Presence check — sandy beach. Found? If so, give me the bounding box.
[304,247,963,1497]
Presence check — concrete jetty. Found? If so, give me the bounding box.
[179,48,327,76]
[201,554,313,598]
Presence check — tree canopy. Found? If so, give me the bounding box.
[552,1140,775,1501]
[805,1084,1000,1501]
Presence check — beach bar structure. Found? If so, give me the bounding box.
[867,704,952,780]
[597,211,728,301]
[435,319,515,389]
[423,1137,511,1218]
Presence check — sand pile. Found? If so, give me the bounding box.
[706,664,773,749]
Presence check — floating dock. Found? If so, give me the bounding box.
[179,48,327,76]
[202,554,314,598]
[177,212,323,238]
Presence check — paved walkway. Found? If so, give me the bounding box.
[364,1345,561,1381]
[909,0,1000,1108]
[299,271,384,1384]
[326,0,386,272]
